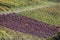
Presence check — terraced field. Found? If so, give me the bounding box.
[18,4,60,26]
[0,0,58,13]
[0,26,43,40]
[0,13,60,40]
[0,0,60,40]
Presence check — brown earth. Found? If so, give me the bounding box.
[0,13,60,38]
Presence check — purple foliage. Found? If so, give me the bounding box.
[0,13,60,38]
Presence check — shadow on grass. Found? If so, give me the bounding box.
[47,32,60,40]
[48,0,60,3]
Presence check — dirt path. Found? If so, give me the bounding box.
[0,13,60,38]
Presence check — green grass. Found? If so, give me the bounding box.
[0,0,57,13]
[0,26,44,40]
[17,4,60,26]
[0,0,60,40]
[46,32,60,40]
